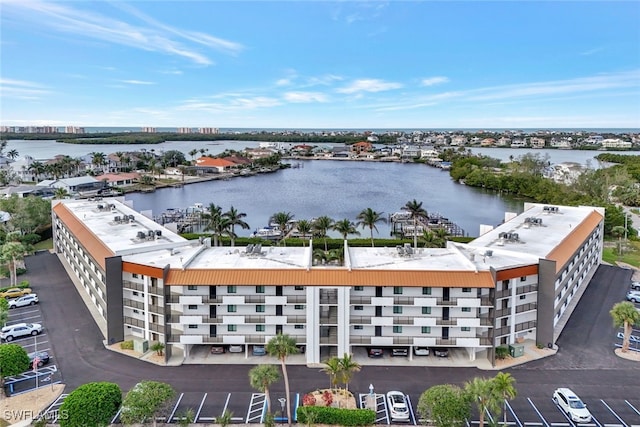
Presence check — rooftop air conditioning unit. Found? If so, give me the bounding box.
[155,230,162,236]
[136,231,146,239]
[114,216,121,222]
[485,250,493,257]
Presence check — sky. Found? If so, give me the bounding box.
[1,0,639,129]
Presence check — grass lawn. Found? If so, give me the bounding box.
[602,239,640,267]
[34,238,53,251]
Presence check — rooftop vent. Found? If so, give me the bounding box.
[484,250,493,257]
[155,230,162,237]
[136,231,146,240]
[543,206,560,213]
[114,216,121,223]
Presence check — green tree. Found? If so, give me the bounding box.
[320,356,342,390]
[54,187,70,199]
[465,377,500,427]
[225,206,250,247]
[402,199,428,250]
[421,230,440,248]
[0,241,26,286]
[0,298,8,327]
[266,333,299,427]
[611,225,626,255]
[337,353,360,392]
[0,344,29,398]
[610,301,640,352]
[270,211,294,246]
[120,381,176,427]
[492,372,517,427]
[356,208,387,247]
[332,219,360,241]
[296,219,312,247]
[59,382,122,427]
[313,216,334,251]
[90,151,107,173]
[203,203,230,246]
[417,384,470,427]
[249,364,280,414]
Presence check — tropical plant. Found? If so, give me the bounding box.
[120,381,176,427]
[610,301,640,352]
[402,199,428,249]
[356,208,387,247]
[225,206,250,246]
[321,357,342,390]
[270,211,294,246]
[203,203,231,246]
[151,342,165,356]
[266,333,299,427]
[216,410,233,427]
[54,187,70,199]
[332,219,360,241]
[0,241,26,286]
[176,408,195,427]
[0,343,29,398]
[0,298,8,328]
[249,364,280,414]
[313,216,334,251]
[59,382,122,427]
[492,372,517,427]
[296,219,312,246]
[417,384,470,427]
[465,377,500,427]
[337,353,360,391]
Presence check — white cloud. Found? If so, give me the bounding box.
[2,0,244,65]
[421,76,450,87]
[0,78,51,99]
[580,47,604,56]
[336,79,403,94]
[119,80,156,85]
[283,92,328,103]
[276,78,293,87]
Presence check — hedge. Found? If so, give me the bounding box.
[296,406,376,426]
[0,280,30,293]
[59,382,122,427]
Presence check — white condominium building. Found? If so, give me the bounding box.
[51,199,603,366]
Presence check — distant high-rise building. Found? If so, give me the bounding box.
[142,127,157,133]
[177,127,193,134]
[65,126,86,134]
[199,127,219,134]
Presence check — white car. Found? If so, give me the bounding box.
[8,294,39,309]
[386,391,410,422]
[0,323,43,342]
[553,388,592,423]
[413,347,430,356]
[627,290,640,303]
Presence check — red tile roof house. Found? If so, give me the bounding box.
[350,141,373,155]
[194,157,238,173]
[95,172,141,188]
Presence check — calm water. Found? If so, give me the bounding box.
[125,160,524,238]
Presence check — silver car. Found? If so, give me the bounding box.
[8,294,39,309]
[0,322,43,342]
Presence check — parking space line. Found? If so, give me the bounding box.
[6,315,42,324]
[506,400,524,427]
[167,392,184,423]
[10,308,40,315]
[405,394,417,426]
[601,400,628,427]
[625,401,640,417]
[528,398,551,427]
[194,393,208,423]
[246,393,266,423]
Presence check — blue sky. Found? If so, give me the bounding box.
[1,0,639,129]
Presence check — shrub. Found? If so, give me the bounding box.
[302,393,317,406]
[59,382,122,427]
[120,340,134,350]
[322,390,334,407]
[18,280,29,288]
[296,406,375,426]
[495,346,509,360]
[16,267,27,276]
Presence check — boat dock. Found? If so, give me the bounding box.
[389,210,465,238]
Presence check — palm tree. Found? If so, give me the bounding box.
[403,199,428,250]
[28,161,45,181]
[54,187,69,199]
[6,149,19,160]
[0,241,26,287]
[321,356,342,390]
[465,377,500,427]
[90,151,107,173]
[610,301,640,352]
[266,334,299,427]
[611,225,626,256]
[433,227,450,247]
[225,206,250,247]
[313,216,334,251]
[296,219,312,247]
[332,219,360,241]
[492,372,517,427]
[203,203,231,246]
[249,364,280,414]
[356,208,387,247]
[270,212,294,246]
[338,353,360,392]
[421,230,440,248]
[189,149,198,162]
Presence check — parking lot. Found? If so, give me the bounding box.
[2,287,63,396]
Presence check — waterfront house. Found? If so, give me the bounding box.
[601,138,632,149]
[481,138,496,147]
[350,141,373,155]
[530,137,547,149]
[194,157,237,173]
[95,172,141,188]
[38,176,104,195]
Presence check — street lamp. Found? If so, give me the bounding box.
[278,397,286,424]
[625,213,631,241]
[369,383,374,397]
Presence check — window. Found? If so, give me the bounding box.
[295,286,304,291]
[256,305,265,313]
[227,286,237,294]
[462,288,471,293]
[133,273,139,279]
[421,326,431,334]
[256,286,265,294]
[187,285,197,291]
[394,287,403,295]
[393,326,403,333]
[422,287,431,295]
[422,307,431,315]
[461,327,471,332]
[188,324,198,329]
[461,307,471,312]
[188,304,197,310]
[228,325,237,332]
[354,305,364,311]
[393,306,403,314]
[354,325,363,330]
[519,295,526,300]
[133,309,139,314]
[132,291,139,296]
[520,276,527,282]
[228,305,237,313]
[295,304,305,310]
[502,280,509,287]
[294,325,304,329]
[256,325,265,332]
[355,286,364,291]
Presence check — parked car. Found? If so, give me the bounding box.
[626,290,640,303]
[631,281,640,291]
[616,331,640,343]
[386,391,410,422]
[432,347,449,357]
[553,388,592,423]
[228,345,244,353]
[368,348,384,358]
[413,347,430,356]
[8,294,38,309]
[392,348,408,357]
[252,345,266,356]
[210,346,224,354]
[0,287,32,299]
[0,322,43,342]
[28,351,50,368]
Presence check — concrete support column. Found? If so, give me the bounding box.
[143,276,150,341]
[306,287,320,364]
[337,287,350,357]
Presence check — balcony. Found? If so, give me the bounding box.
[245,296,266,304]
[244,316,266,324]
[203,317,222,324]
[203,296,222,304]
[287,315,307,324]
[436,298,458,306]
[436,319,457,326]
[123,298,145,310]
[288,295,306,304]
[517,284,538,295]
[349,316,372,325]
[392,317,412,325]
[435,338,457,346]
[393,296,414,305]
[350,336,371,344]
[320,336,338,344]
[515,303,537,314]
[350,296,371,304]
[515,321,536,332]
[392,337,413,345]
